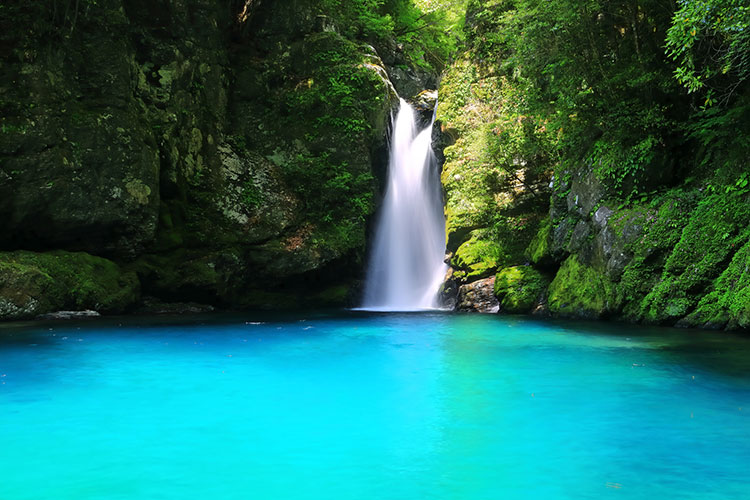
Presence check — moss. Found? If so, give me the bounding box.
[437,52,552,261]
[683,238,750,329]
[526,217,553,266]
[227,29,391,266]
[548,256,623,319]
[0,250,139,320]
[437,59,507,248]
[451,232,505,281]
[125,179,152,206]
[494,266,551,313]
[606,189,699,319]
[634,191,750,324]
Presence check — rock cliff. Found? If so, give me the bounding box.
[0,0,419,318]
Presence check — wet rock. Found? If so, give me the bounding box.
[412,89,438,112]
[457,276,500,313]
[36,310,100,320]
[551,216,577,258]
[566,168,605,216]
[566,220,591,253]
[385,65,438,100]
[438,268,459,310]
[593,206,614,228]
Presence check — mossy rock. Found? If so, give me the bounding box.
[0,250,139,320]
[548,256,623,319]
[682,238,750,330]
[634,191,750,324]
[494,266,551,314]
[526,217,554,267]
[451,233,505,282]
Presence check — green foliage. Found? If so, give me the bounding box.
[241,31,385,253]
[458,0,685,198]
[438,55,553,253]
[666,0,750,105]
[614,190,700,309]
[241,180,262,209]
[319,0,466,72]
[684,97,750,187]
[280,33,386,143]
[441,0,750,328]
[284,151,374,243]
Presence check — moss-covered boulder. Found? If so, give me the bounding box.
[0,251,139,320]
[548,256,623,319]
[494,266,551,314]
[451,232,505,282]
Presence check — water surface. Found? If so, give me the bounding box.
[1,312,748,499]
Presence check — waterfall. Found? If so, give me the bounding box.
[361,98,448,311]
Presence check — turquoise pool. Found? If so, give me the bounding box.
[1,312,748,499]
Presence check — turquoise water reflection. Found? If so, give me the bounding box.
[0,312,748,499]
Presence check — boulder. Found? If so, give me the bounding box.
[456,276,500,313]
[494,266,551,314]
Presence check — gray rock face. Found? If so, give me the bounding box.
[567,220,591,253]
[593,206,614,228]
[566,168,605,216]
[457,276,500,313]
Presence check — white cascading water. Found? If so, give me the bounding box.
[362,98,448,311]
